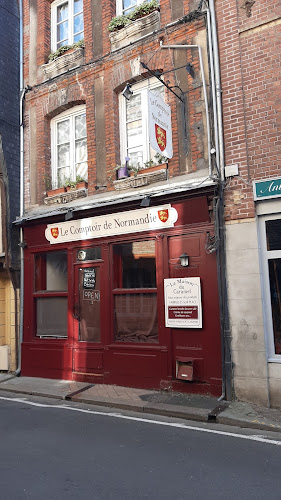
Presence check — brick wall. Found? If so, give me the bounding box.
[216,0,281,220]
[23,0,211,208]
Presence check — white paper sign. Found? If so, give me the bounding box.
[164,277,202,328]
[45,204,178,244]
[148,91,173,159]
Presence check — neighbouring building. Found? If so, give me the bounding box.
[0,0,20,372]
[19,0,227,396]
[216,0,281,407]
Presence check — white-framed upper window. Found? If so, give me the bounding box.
[51,105,88,188]
[116,0,150,16]
[119,78,164,168]
[51,0,84,51]
[259,214,281,360]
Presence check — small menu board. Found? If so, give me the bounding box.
[164,277,202,328]
[83,268,96,289]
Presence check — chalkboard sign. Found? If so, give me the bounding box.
[83,268,96,289]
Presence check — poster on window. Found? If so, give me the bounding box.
[148,91,173,159]
[164,278,202,328]
[83,268,96,289]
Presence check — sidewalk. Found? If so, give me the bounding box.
[0,374,281,433]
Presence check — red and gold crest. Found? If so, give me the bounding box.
[51,228,59,239]
[155,124,167,152]
[158,209,169,223]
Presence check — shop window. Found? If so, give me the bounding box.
[51,105,88,189]
[51,0,84,51]
[34,251,68,338]
[119,78,164,168]
[113,240,158,343]
[76,247,101,262]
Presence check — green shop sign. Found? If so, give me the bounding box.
[253,177,281,201]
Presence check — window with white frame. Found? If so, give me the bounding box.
[51,106,88,188]
[260,214,281,358]
[116,0,150,15]
[51,0,84,51]
[119,78,164,168]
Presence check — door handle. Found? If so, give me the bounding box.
[73,303,80,320]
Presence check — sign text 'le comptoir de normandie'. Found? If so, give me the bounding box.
[45,205,178,244]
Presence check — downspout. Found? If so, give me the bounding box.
[207,0,232,400]
[16,0,25,376]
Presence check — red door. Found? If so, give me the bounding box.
[168,232,222,394]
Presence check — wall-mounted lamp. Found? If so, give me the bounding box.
[122,83,133,101]
[179,252,189,267]
[186,63,195,79]
[140,196,151,208]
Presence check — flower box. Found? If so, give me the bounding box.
[47,187,66,197]
[109,10,160,51]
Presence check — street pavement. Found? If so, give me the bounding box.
[1,395,281,499]
[0,374,281,432]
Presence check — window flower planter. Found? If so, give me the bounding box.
[113,166,167,191]
[42,47,85,80]
[109,10,160,51]
[47,187,66,197]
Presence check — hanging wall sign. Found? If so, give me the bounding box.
[45,204,178,244]
[164,277,202,328]
[148,91,173,159]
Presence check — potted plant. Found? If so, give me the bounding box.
[47,186,66,197]
[108,0,159,33]
[75,175,88,190]
[48,39,84,62]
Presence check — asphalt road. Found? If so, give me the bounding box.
[0,394,281,500]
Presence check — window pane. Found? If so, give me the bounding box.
[123,0,138,14]
[57,166,70,187]
[57,119,70,144]
[58,144,70,167]
[126,93,142,121]
[74,13,84,35]
[57,2,68,22]
[266,220,281,251]
[113,241,156,289]
[77,248,101,261]
[75,114,86,139]
[74,0,83,14]
[36,297,67,337]
[268,259,281,355]
[114,293,158,343]
[35,252,68,292]
[57,21,68,46]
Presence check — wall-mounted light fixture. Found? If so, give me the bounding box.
[122,83,133,101]
[179,252,189,267]
[65,209,73,221]
[140,196,151,208]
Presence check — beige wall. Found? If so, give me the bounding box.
[0,276,18,371]
[225,219,269,407]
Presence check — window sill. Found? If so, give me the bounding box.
[113,167,167,191]
[42,47,85,80]
[109,10,160,51]
[44,186,88,206]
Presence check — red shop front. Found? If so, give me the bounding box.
[21,195,222,395]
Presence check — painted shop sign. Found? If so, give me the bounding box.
[148,90,173,159]
[83,268,96,289]
[45,205,178,244]
[164,277,202,329]
[253,177,281,201]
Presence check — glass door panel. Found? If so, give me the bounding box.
[78,266,101,342]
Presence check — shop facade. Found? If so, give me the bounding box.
[21,194,222,395]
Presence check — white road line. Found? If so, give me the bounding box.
[0,395,280,446]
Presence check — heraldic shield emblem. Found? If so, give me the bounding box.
[51,228,59,239]
[155,124,167,152]
[158,209,169,223]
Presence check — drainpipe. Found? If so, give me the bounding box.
[16,0,25,376]
[160,42,212,176]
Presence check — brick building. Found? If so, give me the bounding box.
[19,0,228,395]
[0,0,20,372]
[216,0,281,406]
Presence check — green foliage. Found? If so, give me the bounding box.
[129,0,159,21]
[154,152,168,164]
[108,15,132,33]
[48,39,85,62]
[108,0,159,33]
